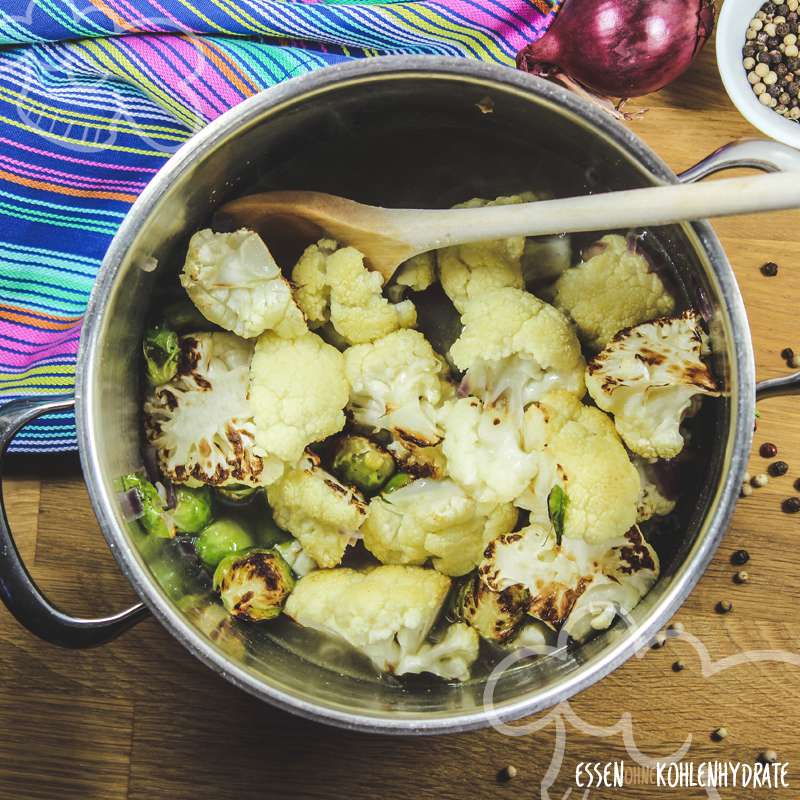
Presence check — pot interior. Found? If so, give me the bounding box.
[83,66,738,728]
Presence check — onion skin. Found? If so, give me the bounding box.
[517,0,716,98]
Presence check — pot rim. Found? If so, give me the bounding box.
[75,55,755,734]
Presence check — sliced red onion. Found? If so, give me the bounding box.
[163,479,177,510]
[142,445,161,484]
[118,488,144,521]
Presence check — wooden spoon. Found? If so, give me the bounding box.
[213,172,800,282]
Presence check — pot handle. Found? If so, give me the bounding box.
[0,396,148,647]
[678,139,800,182]
[756,372,800,400]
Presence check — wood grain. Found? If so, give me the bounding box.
[2,41,800,800]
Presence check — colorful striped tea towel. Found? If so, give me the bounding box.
[0,0,559,452]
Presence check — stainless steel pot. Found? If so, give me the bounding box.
[2,57,799,734]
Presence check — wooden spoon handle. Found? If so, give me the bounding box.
[392,171,800,252]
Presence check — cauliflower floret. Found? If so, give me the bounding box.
[284,565,463,678]
[632,455,677,523]
[180,229,306,340]
[362,478,517,576]
[479,523,659,642]
[144,332,283,487]
[266,455,367,568]
[585,311,721,460]
[548,234,675,350]
[438,193,542,312]
[515,390,640,544]
[394,251,436,292]
[393,622,479,681]
[440,396,542,505]
[249,330,349,463]
[291,239,416,344]
[273,538,318,577]
[450,288,585,410]
[291,238,337,328]
[344,329,452,451]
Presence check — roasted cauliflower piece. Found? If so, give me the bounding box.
[451,288,585,411]
[283,565,473,678]
[479,523,659,641]
[343,328,453,460]
[440,396,543,506]
[394,251,436,292]
[180,229,306,340]
[392,622,479,681]
[548,234,675,350]
[515,390,640,544]
[291,239,416,344]
[266,455,367,568]
[362,478,517,576]
[585,311,721,460]
[438,192,542,312]
[249,330,349,464]
[144,332,283,487]
[633,455,677,523]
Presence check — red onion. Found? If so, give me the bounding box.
[117,488,144,522]
[517,0,715,99]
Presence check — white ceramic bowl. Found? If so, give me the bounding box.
[717,0,800,148]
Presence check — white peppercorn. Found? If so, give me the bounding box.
[785,33,797,44]
[744,56,757,69]
[765,70,779,84]
[790,0,799,10]
[757,83,770,97]
[765,22,778,35]
[755,61,770,76]
[790,106,800,118]
[751,17,764,29]
[741,483,753,497]
[747,27,758,39]
[752,473,769,487]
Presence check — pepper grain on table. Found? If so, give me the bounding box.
[0,40,799,800]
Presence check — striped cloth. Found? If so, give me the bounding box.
[0,0,558,453]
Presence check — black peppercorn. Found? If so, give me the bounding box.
[768,37,781,48]
[760,442,778,458]
[731,549,750,566]
[763,2,776,14]
[767,84,782,97]
[789,11,798,22]
[795,478,800,491]
[716,600,733,614]
[769,460,789,477]
[758,49,772,62]
[777,22,790,36]
[777,2,789,14]
[788,56,800,71]
[777,62,789,77]
[770,47,783,61]
[757,31,770,44]
[744,44,757,57]
[782,497,800,513]
[761,261,779,275]
[782,347,795,360]
[789,81,800,96]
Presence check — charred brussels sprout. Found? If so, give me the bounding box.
[455,574,530,644]
[196,518,254,569]
[331,435,395,493]
[120,473,172,538]
[381,472,413,495]
[172,485,213,533]
[143,325,180,386]
[163,299,217,333]
[215,483,258,507]
[213,548,295,622]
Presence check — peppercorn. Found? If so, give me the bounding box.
[795,478,800,491]
[777,61,790,77]
[672,660,685,672]
[769,460,789,476]
[761,261,779,275]
[778,3,789,13]
[765,3,777,14]
[758,750,778,765]
[741,483,753,497]
[791,354,800,368]
[731,549,750,565]
[734,570,749,584]
[716,600,733,614]
[651,631,667,649]
[668,621,685,634]
[760,441,778,457]
[711,727,729,742]
[781,496,800,513]
[778,22,791,35]
[497,765,518,782]
[751,473,769,487]
[781,347,795,361]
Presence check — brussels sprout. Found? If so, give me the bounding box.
[178,594,246,659]
[215,483,258,507]
[382,472,413,495]
[172,485,213,533]
[195,518,254,569]
[213,548,295,622]
[331,435,395,493]
[120,472,172,538]
[143,325,180,386]
[455,574,530,644]
[163,299,216,333]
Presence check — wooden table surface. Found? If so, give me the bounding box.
[3,40,800,800]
